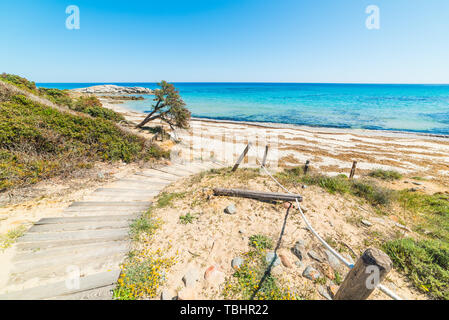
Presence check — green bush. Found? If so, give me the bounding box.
[384,238,449,300]
[368,169,403,181]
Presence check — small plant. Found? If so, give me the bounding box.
[368,169,403,181]
[0,226,26,249]
[334,271,343,285]
[156,192,186,208]
[129,208,161,240]
[411,176,427,181]
[179,212,197,224]
[249,234,273,250]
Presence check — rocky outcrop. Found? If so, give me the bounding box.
[72,84,153,94]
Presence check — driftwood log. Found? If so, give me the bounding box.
[213,188,302,202]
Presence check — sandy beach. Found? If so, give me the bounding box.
[102,99,449,188]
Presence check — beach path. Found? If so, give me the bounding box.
[0,161,224,300]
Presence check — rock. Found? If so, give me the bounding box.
[97,172,105,179]
[291,240,306,260]
[224,204,236,215]
[239,229,245,235]
[204,265,225,286]
[161,289,173,300]
[294,260,303,268]
[318,285,332,300]
[409,188,418,192]
[266,252,281,267]
[308,250,323,262]
[177,287,197,300]
[328,284,339,298]
[394,223,412,232]
[72,84,153,94]
[283,202,292,209]
[231,257,244,269]
[302,266,321,281]
[412,182,422,186]
[302,185,307,189]
[361,219,372,227]
[325,250,341,271]
[278,251,293,268]
[182,268,200,288]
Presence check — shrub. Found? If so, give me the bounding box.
[249,234,273,250]
[368,169,403,181]
[384,238,449,300]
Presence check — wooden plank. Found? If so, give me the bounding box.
[28,220,130,233]
[46,284,115,300]
[0,270,121,300]
[13,240,131,262]
[69,201,152,208]
[16,237,129,252]
[213,188,303,202]
[17,228,129,243]
[114,178,171,185]
[135,172,178,181]
[82,195,156,202]
[12,243,129,274]
[63,207,146,213]
[94,188,161,194]
[36,215,137,225]
[151,166,190,177]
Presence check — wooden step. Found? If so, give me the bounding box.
[135,171,179,181]
[46,284,115,300]
[152,166,191,177]
[68,201,152,208]
[35,215,137,225]
[28,220,130,233]
[17,228,129,243]
[16,237,129,252]
[0,270,120,300]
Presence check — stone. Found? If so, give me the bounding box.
[231,257,244,269]
[294,260,303,268]
[394,223,412,232]
[318,285,332,300]
[177,287,197,300]
[361,219,372,227]
[291,240,306,260]
[283,202,292,209]
[224,204,236,215]
[278,251,293,268]
[412,182,422,186]
[161,289,172,300]
[308,250,323,262]
[204,265,225,287]
[266,252,281,267]
[302,266,321,281]
[302,185,307,189]
[238,229,245,235]
[182,268,200,288]
[325,250,341,271]
[389,215,400,223]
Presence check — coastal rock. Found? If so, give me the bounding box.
[177,287,197,300]
[204,266,225,287]
[231,257,244,269]
[308,250,323,262]
[318,285,333,300]
[291,240,306,260]
[224,204,236,215]
[72,84,153,95]
[182,268,200,288]
[302,266,321,281]
[265,252,281,267]
[278,250,293,268]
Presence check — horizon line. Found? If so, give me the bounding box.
[36,81,449,85]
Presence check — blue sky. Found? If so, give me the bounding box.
[1,0,449,83]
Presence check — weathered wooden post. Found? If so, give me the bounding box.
[334,248,392,300]
[349,161,357,179]
[232,143,252,172]
[261,145,269,167]
[304,160,310,175]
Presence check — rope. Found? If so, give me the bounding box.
[254,157,403,300]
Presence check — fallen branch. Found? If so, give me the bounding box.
[213,188,303,202]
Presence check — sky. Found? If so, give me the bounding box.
[1,0,449,83]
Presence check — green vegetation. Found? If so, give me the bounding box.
[368,169,403,181]
[129,208,161,240]
[114,247,176,300]
[179,212,197,224]
[156,192,186,208]
[0,74,169,191]
[398,191,449,242]
[276,168,393,207]
[249,234,274,250]
[383,238,448,300]
[411,176,427,181]
[223,246,300,300]
[0,226,27,249]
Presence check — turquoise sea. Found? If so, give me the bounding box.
[38,83,449,136]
